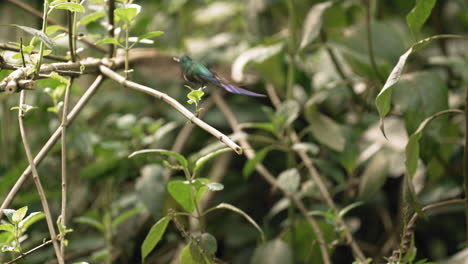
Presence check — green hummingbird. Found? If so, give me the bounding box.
[173,56,266,97]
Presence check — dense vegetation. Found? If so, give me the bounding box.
[0,0,468,263]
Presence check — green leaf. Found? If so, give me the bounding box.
[2,209,15,223]
[111,206,143,230]
[136,31,164,43]
[251,239,293,264]
[141,216,171,263]
[193,147,233,176]
[358,151,389,200]
[204,203,265,242]
[167,180,207,213]
[0,24,56,49]
[406,0,437,35]
[114,6,139,24]
[405,110,460,179]
[338,202,364,218]
[276,100,300,127]
[232,42,284,83]
[277,168,300,193]
[307,111,345,152]
[239,122,275,133]
[19,212,45,230]
[204,182,224,192]
[52,3,85,13]
[299,1,333,50]
[95,37,121,46]
[80,11,105,25]
[0,224,14,233]
[49,72,69,85]
[128,149,188,168]
[74,216,104,232]
[243,147,272,179]
[12,206,28,223]
[187,89,204,105]
[291,143,319,156]
[180,243,201,264]
[46,25,65,35]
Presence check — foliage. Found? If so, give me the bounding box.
[0,0,467,263]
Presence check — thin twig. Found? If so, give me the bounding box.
[108,0,116,57]
[17,91,64,264]
[98,65,242,154]
[0,75,104,219]
[210,90,332,264]
[465,83,468,242]
[364,0,385,83]
[266,84,366,261]
[6,0,107,53]
[5,239,53,264]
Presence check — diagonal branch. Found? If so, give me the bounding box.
[265,83,366,261]
[210,90,332,264]
[17,91,64,264]
[98,65,242,154]
[0,75,104,219]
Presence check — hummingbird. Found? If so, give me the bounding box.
[173,56,266,97]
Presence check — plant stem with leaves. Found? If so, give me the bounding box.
[35,0,50,75]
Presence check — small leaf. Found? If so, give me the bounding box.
[231,43,284,82]
[141,216,171,262]
[2,209,15,223]
[187,89,204,105]
[199,233,217,256]
[277,168,300,193]
[19,212,45,230]
[136,31,164,43]
[95,37,121,46]
[0,224,14,233]
[375,47,413,135]
[243,147,272,179]
[52,3,85,13]
[111,206,143,230]
[204,203,265,242]
[49,72,69,85]
[180,243,197,264]
[292,143,319,156]
[405,109,461,179]
[167,180,202,213]
[114,6,140,24]
[307,112,345,152]
[0,24,56,49]
[74,216,104,232]
[12,206,28,223]
[129,149,188,169]
[46,25,65,35]
[276,100,300,127]
[406,0,436,35]
[251,239,293,264]
[299,1,333,50]
[358,151,388,200]
[204,182,224,192]
[338,202,364,218]
[194,147,233,176]
[80,11,105,25]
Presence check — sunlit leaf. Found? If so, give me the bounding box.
[406,0,436,35]
[204,203,265,242]
[96,37,121,46]
[128,149,188,168]
[80,11,105,25]
[52,3,85,13]
[193,147,233,176]
[277,168,300,193]
[0,24,55,49]
[141,216,171,262]
[251,239,293,264]
[299,1,333,50]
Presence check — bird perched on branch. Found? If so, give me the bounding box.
[173,55,266,97]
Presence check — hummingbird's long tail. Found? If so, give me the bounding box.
[219,83,267,97]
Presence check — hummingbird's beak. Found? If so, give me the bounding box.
[172,57,180,62]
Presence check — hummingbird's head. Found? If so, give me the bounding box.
[173,56,192,68]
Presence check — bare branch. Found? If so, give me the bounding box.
[17,91,64,264]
